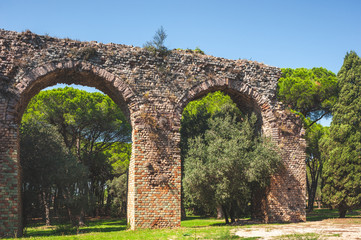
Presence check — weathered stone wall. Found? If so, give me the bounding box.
[0,98,22,237]
[0,29,306,237]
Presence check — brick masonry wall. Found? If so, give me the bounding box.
[0,29,306,237]
[0,98,22,237]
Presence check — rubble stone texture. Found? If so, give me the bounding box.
[0,29,306,237]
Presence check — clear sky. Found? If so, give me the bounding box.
[1,0,360,126]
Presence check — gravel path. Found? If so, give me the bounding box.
[234,219,361,239]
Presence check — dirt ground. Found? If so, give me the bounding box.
[234,218,361,239]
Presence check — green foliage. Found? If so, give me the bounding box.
[277,67,338,124]
[322,51,361,217]
[143,26,169,56]
[21,87,132,225]
[20,121,68,187]
[103,142,130,217]
[305,122,328,211]
[20,119,90,225]
[181,91,242,156]
[104,142,131,176]
[175,47,205,55]
[277,67,338,213]
[193,47,205,55]
[24,86,131,156]
[107,174,128,217]
[182,96,281,222]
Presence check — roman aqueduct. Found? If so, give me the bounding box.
[0,29,306,237]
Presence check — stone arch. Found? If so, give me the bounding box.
[14,60,139,124]
[175,77,306,223]
[176,78,278,137]
[3,60,141,237]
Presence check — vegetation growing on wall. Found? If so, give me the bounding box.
[143,26,169,56]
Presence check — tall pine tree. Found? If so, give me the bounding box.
[322,51,361,217]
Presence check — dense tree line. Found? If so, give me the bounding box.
[322,51,361,217]
[21,87,131,226]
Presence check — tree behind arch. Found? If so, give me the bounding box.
[183,102,281,224]
[21,87,131,225]
[322,51,361,217]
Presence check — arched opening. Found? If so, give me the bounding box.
[179,86,280,224]
[16,65,135,235]
[16,67,132,124]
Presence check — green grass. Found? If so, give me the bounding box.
[306,208,361,221]
[306,208,339,221]
[17,217,243,240]
[8,209,361,239]
[180,215,226,227]
[23,218,128,237]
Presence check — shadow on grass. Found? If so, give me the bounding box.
[183,216,210,221]
[24,218,128,238]
[306,208,361,221]
[183,216,293,228]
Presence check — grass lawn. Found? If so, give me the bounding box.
[6,209,361,239]
[306,208,361,222]
[16,216,240,240]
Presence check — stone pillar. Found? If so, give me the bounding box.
[265,108,307,222]
[127,107,181,229]
[0,98,22,237]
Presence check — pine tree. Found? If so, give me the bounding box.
[322,51,361,217]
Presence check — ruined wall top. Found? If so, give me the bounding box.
[0,29,282,114]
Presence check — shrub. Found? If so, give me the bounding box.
[143,26,169,56]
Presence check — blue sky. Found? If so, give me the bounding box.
[1,0,360,125]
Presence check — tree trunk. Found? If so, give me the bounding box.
[78,208,86,226]
[121,196,127,217]
[181,200,187,220]
[222,205,229,224]
[67,207,76,226]
[339,207,347,218]
[42,191,51,226]
[229,203,235,223]
[307,179,317,212]
[216,205,224,219]
[307,170,320,212]
[105,187,112,215]
[63,190,76,225]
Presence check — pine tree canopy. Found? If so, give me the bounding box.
[322,51,361,217]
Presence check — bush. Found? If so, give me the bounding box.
[143,26,169,56]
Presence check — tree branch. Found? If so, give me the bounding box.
[307,112,329,128]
